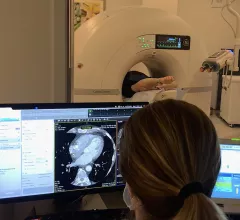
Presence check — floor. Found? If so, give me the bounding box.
[211,113,240,139]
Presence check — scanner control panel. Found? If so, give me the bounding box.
[137,34,191,51]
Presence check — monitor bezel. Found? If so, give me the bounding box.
[0,102,148,110]
[0,102,148,204]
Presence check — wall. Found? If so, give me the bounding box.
[105,0,142,10]
[0,0,67,104]
[143,0,178,14]
[178,0,240,55]
[53,0,68,102]
[105,0,178,14]
[0,0,67,219]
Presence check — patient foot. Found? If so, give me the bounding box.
[156,81,178,90]
[131,76,175,92]
[158,76,175,85]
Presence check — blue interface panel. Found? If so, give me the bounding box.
[212,144,240,199]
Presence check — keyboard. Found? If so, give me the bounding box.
[227,214,240,220]
[25,209,129,220]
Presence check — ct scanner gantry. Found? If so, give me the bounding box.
[72,6,212,115]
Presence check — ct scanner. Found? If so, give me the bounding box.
[73,6,212,115]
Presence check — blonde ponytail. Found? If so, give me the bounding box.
[120,100,225,220]
[174,194,227,220]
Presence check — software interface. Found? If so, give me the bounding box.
[0,105,144,199]
[212,144,240,199]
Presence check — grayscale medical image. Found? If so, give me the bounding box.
[54,121,117,192]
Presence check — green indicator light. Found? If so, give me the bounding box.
[231,138,240,141]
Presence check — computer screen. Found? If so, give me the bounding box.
[212,140,240,200]
[0,102,147,203]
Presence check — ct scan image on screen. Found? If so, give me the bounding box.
[54,120,117,192]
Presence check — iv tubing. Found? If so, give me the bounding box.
[226,0,240,38]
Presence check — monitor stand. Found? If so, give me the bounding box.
[24,192,125,220]
[53,195,84,213]
[99,191,126,209]
[53,191,126,212]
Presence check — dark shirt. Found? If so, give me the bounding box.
[122,71,149,98]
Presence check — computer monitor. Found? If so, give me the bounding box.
[0,102,147,204]
[212,139,240,213]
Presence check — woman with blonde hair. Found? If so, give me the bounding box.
[119,99,227,220]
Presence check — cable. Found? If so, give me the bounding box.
[221,0,237,37]
[222,65,227,88]
[222,59,234,90]
[224,63,229,89]
[227,69,233,88]
[222,60,229,89]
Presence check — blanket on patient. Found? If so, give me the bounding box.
[124,89,177,103]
